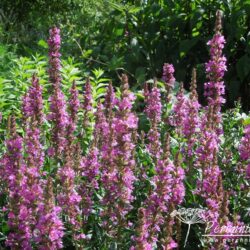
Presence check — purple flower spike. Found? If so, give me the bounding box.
[47,27,69,157]
[239,124,250,178]
[162,63,175,88]
[204,10,226,134]
[83,77,93,127]
[35,178,64,249]
[144,82,162,160]
[48,27,61,89]
[1,117,33,249]
[83,77,93,112]
[22,75,44,125]
[48,88,69,156]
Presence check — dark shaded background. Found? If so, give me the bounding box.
[0,0,249,110]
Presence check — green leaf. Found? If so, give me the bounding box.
[38,40,48,49]
[128,6,141,14]
[115,28,124,36]
[135,67,145,83]
[135,92,144,100]
[243,116,250,126]
[82,49,93,59]
[92,68,104,79]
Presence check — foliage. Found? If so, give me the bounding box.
[87,0,250,110]
[0,0,249,111]
[0,55,110,119]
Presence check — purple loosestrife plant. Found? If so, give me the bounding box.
[69,81,80,129]
[171,82,187,136]
[161,152,186,250]
[57,150,82,243]
[99,108,118,234]
[194,108,225,247]
[101,75,138,241]
[24,75,44,167]
[80,143,100,218]
[104,81,117,119]
[162,63,175,88]
[67,81,80,147]
[183,69,201,158]
[47,27,69,157]
[196,15,235,248]
[82,77,93,128]
[162,63,175,103]
[24,122,44,214]
[199,155,232,249]
[93,102,109,149]
[162,63,176,127]
[48,27,61,89]
[196,115,233,249]
[170,153,185,206]
[48,88,69,157]
[4,78,45,249]
[133,134,185,250]
[205,11,227,106]
[196,106,219,169]
[22,75,44,126]
[161,203,177,250]
[57,81,82,244]
[204,10,227,135]
[113,74,138,237]
[35,178,64,250]
[130,208,152,250]
[144,82,162,124]
[144,81,162,160]
[22,75,45,247]
[143,82,150,103]
[239,124,250,178]
[2,117,33,250]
